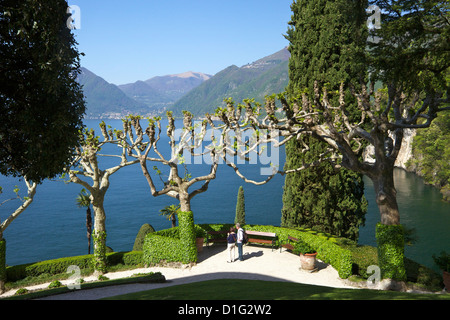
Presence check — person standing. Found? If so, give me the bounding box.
[236,223,244,261]
[227,227,237,263]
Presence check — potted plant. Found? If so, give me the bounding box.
[294,240,317,271]
[433,251,450,291]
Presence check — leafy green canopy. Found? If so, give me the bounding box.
[409,110,450,201]
[0,0,85,183]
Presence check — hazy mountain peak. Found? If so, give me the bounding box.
[169,71,212,81]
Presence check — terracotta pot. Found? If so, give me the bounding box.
[300,252,317,271]
[196,238,204,252]
[443,270,450,291]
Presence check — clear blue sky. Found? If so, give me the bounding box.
[70,0,293,85]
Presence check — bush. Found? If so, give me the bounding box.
[6,251,144,283]
[293,240,315,255]
[143,211,197,266]
[376,223,407,281]
[133,223,155,251]
[48,280,63,289]
[432,251,450,273]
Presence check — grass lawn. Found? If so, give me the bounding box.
[103,279,450,300]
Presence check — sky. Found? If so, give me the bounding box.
[70,0,294,85]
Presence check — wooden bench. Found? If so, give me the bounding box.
[280,236,298,253]
[246,230,277,251]
[206,230,229,247]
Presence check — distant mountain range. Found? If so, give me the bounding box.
[77,47,290,119]
[170,47,290,117]
[77,68,211,119]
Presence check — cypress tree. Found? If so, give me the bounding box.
[235,186,246,225]
[281,0,368,241]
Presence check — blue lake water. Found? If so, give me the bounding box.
[1,119,449,273]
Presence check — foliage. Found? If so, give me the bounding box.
[368,0,449,95]
[433,251,450,273]
[282,0,368,241]
[92,231,107,273]
[133,223,155,251]
[76,189,93,254]
[0,0,85,183]
[234,186,246,225]
[48,280,63,289]
[143,211,197,265]
[293,239,316,255]
[408,111,450,201]
[159,204,180,228]
[5,251,144,282]
[375,223,407,281]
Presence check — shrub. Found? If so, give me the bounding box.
[293,240,315,255]
[375,223,407,281]
[6,251,144,283]
[133,224,155,251]
[235,186,246,225]
[48,280,63,289]
[432,251,450,272]
[143,211,197,266]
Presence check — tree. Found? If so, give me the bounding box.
[281,0,368,241]
[217,0,449,282]
[0,178,37,292]
[408,110,450,201]
[0,0,85,183]
[76,189,93,254]
[159,204,180,228]
[67,126,139,274]
[235,186,246,225]
[116,112,221,214]
[0,0,84,292]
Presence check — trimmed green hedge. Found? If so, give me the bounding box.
[6,251,144,282]
[143,211,198,266]
[376,223,407,281]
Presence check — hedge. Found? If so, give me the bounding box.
[6,251,144,282]
[143,211,198,266]
[376,223,407,281]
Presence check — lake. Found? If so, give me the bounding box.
[1,119,449,272]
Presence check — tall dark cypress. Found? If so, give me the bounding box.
[281,0,368,241]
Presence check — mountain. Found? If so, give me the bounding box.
[77,67,150,119]
[170,47,290,116]
[118,71,212,111]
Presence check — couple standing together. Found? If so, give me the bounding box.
[227,223,244,263]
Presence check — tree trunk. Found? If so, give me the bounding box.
[369,164,407,282]
[91,196,107,274]
[0,239,5,294]
[371,169,401,226]
[86,207,92,255]
[179,191,191,213]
